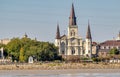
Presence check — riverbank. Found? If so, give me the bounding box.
[0,62,120,70]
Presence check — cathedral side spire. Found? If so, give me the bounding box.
[56,23,60,39]
[69,3,76,26]
[85,20,92,58]
[86,20,92,39]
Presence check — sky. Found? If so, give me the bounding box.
[0,0,120,43]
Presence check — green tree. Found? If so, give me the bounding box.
[109,47,119,55]
[19,47,24,62]
[6,37,61,62]
[38,42,59,61]
[0,44,6,48]
[6,38,22,61]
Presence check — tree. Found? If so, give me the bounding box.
[109,47,119,55]
[6,37,61,62]
[37,42,59,61]
[6,38,22,61]
[19,48,24,62]
[0,44,6,48]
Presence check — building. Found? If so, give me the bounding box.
[0,38,10,45]
[55,4,92,59]
[98,32,120,57]
[116,31,120,40]
[92,42,99,57]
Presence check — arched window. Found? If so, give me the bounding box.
[70,30,75,36]
[88,50,90,53]
[74,32,75,36]
[71,32,72,36]
[78,41,80,45]
[83,50,85,54]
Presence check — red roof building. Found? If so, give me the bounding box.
[98,40,120,57]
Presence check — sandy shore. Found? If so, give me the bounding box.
[0,63,120,70]
[0,63,120,75]
[0,69,120,75]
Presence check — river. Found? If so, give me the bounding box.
[0,69,120,77]
[1,73,120,77]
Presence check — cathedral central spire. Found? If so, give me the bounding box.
[69,3,76,26]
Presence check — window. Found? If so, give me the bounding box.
[71,32,72,36]
[71,47,75,55]
[78,41,80,45]
[83,50,85,54]
[70,30,75,36]
[88,50,90,53]
[62,51,64,54]
[101,46,105,49]
[74,32,75,36]
[104,46,106,49]
[72,50,75,55]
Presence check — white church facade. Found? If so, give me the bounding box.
[55,4,92,58]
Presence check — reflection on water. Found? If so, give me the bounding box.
[1,73,120,77]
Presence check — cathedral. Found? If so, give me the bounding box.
[55,4,92,58]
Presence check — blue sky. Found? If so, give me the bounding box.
[0,0,120,43]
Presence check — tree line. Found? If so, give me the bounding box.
[0,37,61,62]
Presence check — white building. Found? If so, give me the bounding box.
[0,38,10,45]
[55,4,92,58]
[116,31,120,40]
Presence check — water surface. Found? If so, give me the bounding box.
[1,73,120,77]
